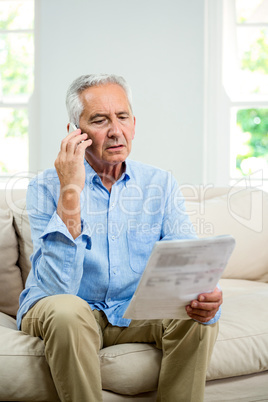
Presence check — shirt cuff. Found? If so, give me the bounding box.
[200,305,221,325]
[40,211,91,249]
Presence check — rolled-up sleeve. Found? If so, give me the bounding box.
[26,179,92,295]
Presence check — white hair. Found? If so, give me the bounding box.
[66,73,133,126]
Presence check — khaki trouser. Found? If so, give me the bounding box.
[21,294,218,402]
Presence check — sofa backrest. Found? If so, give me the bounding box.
[0,188,28,317]
[0,188,31,283]
[181,185,268,283]
[0,185,267,318]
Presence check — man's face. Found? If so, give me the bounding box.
[79,83,136,170]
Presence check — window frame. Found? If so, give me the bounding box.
[0,0,34,183]
[204,0,268,189]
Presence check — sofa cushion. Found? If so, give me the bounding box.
[0,209,23,317]
[0,312,160,400]
[185,188,268,282]
[0,279,267,399]
[207,278,268,380]
[0,312,60,402]
[100,343,162,395]
[11,198,33,286]
[100,279,268,394]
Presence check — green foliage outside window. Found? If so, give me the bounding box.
[236,109,268,173]
[236,28,268,176]
[5,109,28,137]
[0,33,33,97]
[242,30,268,74]
[0,2,33,174]
[0,3,33,97]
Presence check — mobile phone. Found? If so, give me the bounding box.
[68,122,78,133]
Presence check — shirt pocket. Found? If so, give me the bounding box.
[127,230,159,274]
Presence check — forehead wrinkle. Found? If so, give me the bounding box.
[80,85,132,119]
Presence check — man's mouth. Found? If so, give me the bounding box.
[106,144,124,150]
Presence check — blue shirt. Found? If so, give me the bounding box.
[17,159,221,329]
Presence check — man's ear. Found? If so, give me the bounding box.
[132,116,136,140]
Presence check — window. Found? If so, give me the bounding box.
[0,0,34,180]
[204,0,268,191]
[229,0,268,189]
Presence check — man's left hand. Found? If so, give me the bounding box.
[185,287,223,323]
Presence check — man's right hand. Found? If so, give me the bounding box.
[55,128,92,192]
[54,128,92,239]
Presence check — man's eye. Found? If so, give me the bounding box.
[94,119,105,124]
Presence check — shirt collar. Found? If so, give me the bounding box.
[84,159,99,186]
[84,158,131,187]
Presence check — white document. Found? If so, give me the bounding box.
[123,235,236,320]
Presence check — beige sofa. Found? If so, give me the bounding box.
[0,185,268,402]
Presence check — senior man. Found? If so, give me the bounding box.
[18,74,222,402]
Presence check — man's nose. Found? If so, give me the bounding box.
[108,119,122,137]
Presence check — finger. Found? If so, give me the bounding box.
[198,289,222,303]
[63,128,81,142]
[76,138,93,155]
[187,304,219,316]
[190,299,221,311]
[188,313,214,323]
[186,305,217,321]
[60,129,82,152]
[64,133,89,155]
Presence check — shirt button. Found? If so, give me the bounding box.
[111,235,115,241]
[86,238,91,250]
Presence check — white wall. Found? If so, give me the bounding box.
[30,0,205,185]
